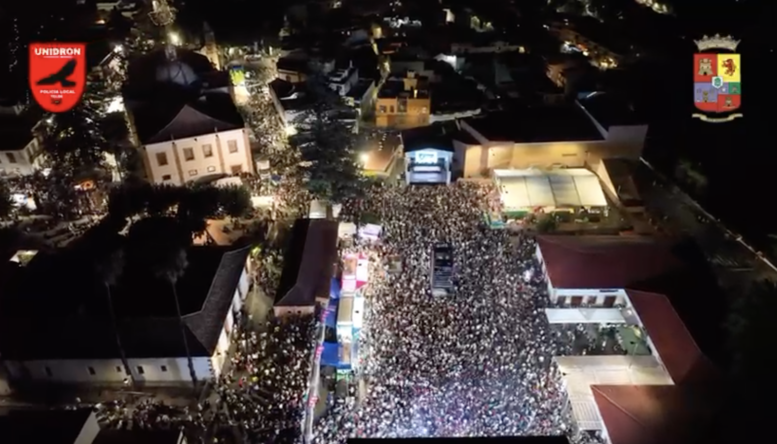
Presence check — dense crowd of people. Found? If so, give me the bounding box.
[213,313,318,444]
[316,183,600,443]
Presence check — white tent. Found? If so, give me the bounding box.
[494,168,608,209]
[545,308,627,324]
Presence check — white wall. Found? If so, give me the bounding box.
[606,125,648,150]
[144,128,252,185]
[0,138,42,176]
[6,356,214,385]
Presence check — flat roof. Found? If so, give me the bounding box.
[601,158,642,206]
[378,79,429,99]
[495,168,608,208]
[463,107,603,143]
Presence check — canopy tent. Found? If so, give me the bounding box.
[321,342,351,369]
[337,297,354,326]
[358,224,383,241]
[324,298,338,328]
[545,308,627,324]
[330,277,341,300]
[494,168,608,210]
[342,253,369,293]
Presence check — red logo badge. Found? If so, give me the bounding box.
[29,43,86,113]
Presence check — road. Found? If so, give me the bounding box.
[634,160,777,291]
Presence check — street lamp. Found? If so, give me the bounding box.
[168,32,181,46]
[360,153,369,163]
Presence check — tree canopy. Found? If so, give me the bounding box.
[291,74,365,204]
[725,279,776,381]
[107,182,253,238]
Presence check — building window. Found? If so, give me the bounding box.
[421,107,428,113]
[156,152,168,166]
[137,366,145,375]
[227,140,238,153]
[6,153,16,163]
[116,366,123,373]
[189,169,198,176]
[162,174,172,181]
[44,366,52,377]
[207,166,217,173]
[378,105,386,113]
[389,106,395,113]
[87,366,96,375]
[161,365,168,372]
[231,165,243,174]
[183,147,195,161]
[202,144,213,157]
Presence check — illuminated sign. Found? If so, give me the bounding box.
[415,151,438,164]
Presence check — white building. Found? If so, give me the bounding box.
[134,96,255,185]
[1,246,252,386]
[0,106,45,177]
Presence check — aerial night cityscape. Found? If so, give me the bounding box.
[0,1,770,444]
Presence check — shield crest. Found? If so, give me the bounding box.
[29,43,86,113]
[693,53,741,114]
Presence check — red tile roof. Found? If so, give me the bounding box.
[591,385,719,444]
[627,290,718,384]
[536,235,684,289]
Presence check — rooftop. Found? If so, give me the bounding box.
[601,158,642,206]
[0,235,250,360]
[494,168,608,208]
[462,107,603,143]
[536,235,685,290]
[132,93,244,145]
[275,219,338,308]
[270,79,316,112]
[346,79,375,101]
[0,409,92,444]
[400,121,459,153]
[577,92,644,128]
[378,79,430,99]
[626,290,718,385]
[592,384,720,444]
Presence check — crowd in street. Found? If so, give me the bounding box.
[212,313,318,444]
[316,182,603,443]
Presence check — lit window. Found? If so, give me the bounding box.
[189,169,198,176]
[207,166,216,172]
[202,144,213,157]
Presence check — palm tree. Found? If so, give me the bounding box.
[155,247,198,392]
[94,243,134,388]
[128,217,198,392]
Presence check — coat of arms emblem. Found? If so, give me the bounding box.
[693,35,742,123]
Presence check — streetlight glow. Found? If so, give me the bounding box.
[168,32,181,46]
[360,153,369,163]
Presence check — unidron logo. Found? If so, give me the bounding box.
[29,43,86,113]
[692,34,742,123]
